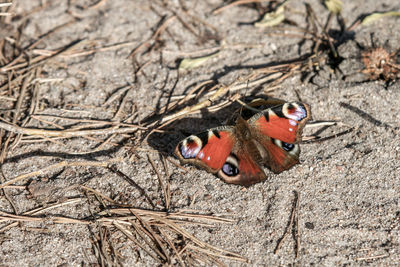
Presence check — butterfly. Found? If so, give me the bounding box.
[174,97,311,186]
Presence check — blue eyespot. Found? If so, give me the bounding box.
[222,162,239,176]
[281,142,295,151]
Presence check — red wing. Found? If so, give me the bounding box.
[175,126,235,173]
[217,152,267,186]
[259,137,300,173]
[248,102,311,143]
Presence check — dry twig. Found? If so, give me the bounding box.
[0,120,143,138]
[0,158,123,189]
[274,191,301,256]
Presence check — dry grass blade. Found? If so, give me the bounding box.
[0,158,123,189]
[170,80,214,102]
[128,218,168,261]
[302,120,354,142]
[213,0,270,15]
[113,221,163,263]
[150,214,247,262]
[131,209,171,262]
[185,244,245,262]
[274,191,300,256]
[0,211,43,222]
[0,3,13,8]
[356,254,389,261]
[179,53,219,70]
[32,40,138,58]
[161,155,171,210]
[0,120,143,138]
[1,19,78,73]
[0,198,85,232]
[303,127,354,143]
[158,228,185,267]
[305,121,338,128]
[0,191,245,263]
[108,167,157,209]
[80,185,116,204]
[102,208,235,224]
[155,70,287,128]
[128,15,176,58]
[103,85,132,106]
[157,84,231,125]
[147,154,170,210]
[0,12,11,17]
[94,207,245,264]
[30,114,141,128]
[361,11,400,25]
[0,214,90,227]
[0,2,12,17]
[27,198,84,215]
[94,225,118,267]
[6,39,85,74]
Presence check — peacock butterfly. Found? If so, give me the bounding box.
[174,97,311,186]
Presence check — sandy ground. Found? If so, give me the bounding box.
[0,0,399,266]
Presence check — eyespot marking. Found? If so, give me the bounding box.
[221,155,240,177]
[282,103,308,121]
[273,139,299,154]
[179,135,202,159]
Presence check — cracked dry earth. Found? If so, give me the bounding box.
[0,0,399,266]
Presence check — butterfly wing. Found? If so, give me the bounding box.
[175,126,235,174]
[175,126,267,186]
[247,102,311,173]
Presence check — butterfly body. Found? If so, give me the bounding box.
[175,99,311,186]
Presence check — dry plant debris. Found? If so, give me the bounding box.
[361,47,400,82]
[0,158,247,265]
